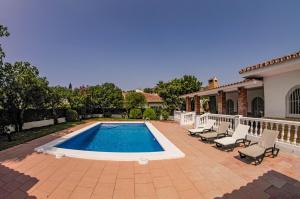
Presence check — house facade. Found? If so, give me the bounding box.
[180,50,300,120]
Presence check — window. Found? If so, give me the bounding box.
[287,86,300,117]
[252,97,264,117]
[226,99,234,115]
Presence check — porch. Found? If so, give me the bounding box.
[174,111,300,156]
[180,79,264,117]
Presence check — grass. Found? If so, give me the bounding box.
[89,117,144,121]
[0,121,84,151]
[0,117,146,151]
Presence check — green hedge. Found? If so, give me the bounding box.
[66,109,79,122]
[161,109,170,120]
[143,108,157,120]
[129,108,143,119]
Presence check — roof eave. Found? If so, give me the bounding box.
[180,79,263,98]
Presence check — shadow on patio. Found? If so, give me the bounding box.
[0,164,38,198]
[216,170,300,198]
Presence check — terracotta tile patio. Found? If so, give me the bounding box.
[0,121,300,199]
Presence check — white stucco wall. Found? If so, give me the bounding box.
[247,88,264,113]
[264,69,300,118]
[7,117,66,132]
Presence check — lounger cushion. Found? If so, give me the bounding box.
[200,132,218,139]
[239,145,265,158]
[188,127,205,134]
[214,137,236,146]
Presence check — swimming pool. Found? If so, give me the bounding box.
[56,123,164,152]
[35,122,185,162]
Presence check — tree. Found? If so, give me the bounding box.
[143,88,154,93]
[48,86,71,124]
[92,83,124,114]
[69,87,87,115]
[154,75,202,111]
[0,62,49,131]
[68,82,73,90]
[0,25,10,66]
[124,92,146,112]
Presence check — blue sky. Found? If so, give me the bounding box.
[1,0,300,90]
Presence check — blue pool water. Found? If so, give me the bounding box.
[56,123,164,152]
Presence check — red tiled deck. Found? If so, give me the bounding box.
[0,121,300,199]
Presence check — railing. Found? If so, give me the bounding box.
[174,111,183,122]
[195,113,237,131]
[207,113,237,131]
[174,112,300,154]
[180,112,196,126]
[240,117,300,146]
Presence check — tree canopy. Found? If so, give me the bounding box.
[0,62,49,131]
[154,75,202,111]
[0,25,10,66]
[88,83,124,111]
[124,92,146,110]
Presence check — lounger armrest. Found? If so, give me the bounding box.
[203,129,212,133]
[235,138,245,146]
[244,139,254,147]
[216,133,227,139]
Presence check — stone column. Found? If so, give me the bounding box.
[186,96,191,112]
[217,91,226,114]
[238,87,248,116]
[194,95,200,115]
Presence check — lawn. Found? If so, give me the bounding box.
[0,118,145,151]
[0,121,85,151]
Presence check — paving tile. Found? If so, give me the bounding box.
[93,183,115,197]
[113,179,134,199]
[99,173,117,184]
[135,173,153,183]
[155,187,179,199]
[1,121,300,199]
[135,183,156,197]
[5,189,27,199]
[69,186,94,199]
[153,176,173,188]
[178,188,203,199]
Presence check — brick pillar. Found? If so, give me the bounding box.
[194,95,200,115]
[186,96,191,112]
[217,91,226,114]
[238,87,248,116]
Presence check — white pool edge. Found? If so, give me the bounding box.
[34,121,185,162]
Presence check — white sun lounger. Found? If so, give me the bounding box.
[188,119,216,136]
[214,124,250,150]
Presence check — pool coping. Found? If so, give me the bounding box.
[34,121,185,162]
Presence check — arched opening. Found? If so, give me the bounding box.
[226,99,234,115]
[287,86,300,117]
[252,97,264,117]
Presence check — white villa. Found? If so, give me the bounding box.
[175,50,300,156]
[181,50,300,119]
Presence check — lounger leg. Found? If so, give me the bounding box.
[239,152,246,159]
[272,148,280,157]
[216,143,222,148]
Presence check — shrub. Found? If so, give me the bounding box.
[103,111,112,118]
[143,108,157,120]
[154,108,162,119]
[66,109,78,122]
[161,109,170,120]
[129,108,142,119]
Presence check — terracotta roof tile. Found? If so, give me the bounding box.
[239,50,300,74]
[216,79,253,89]
[143,93,163,103]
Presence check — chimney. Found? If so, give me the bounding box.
[208,77,219,89]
